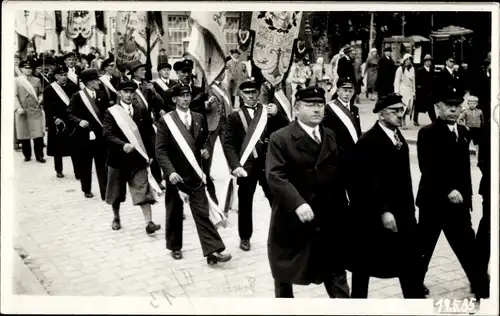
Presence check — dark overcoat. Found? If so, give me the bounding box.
[43,81,79,156]
[347,122,419,278]
[376,56,396,97]
[266,121,349,285]
[152,78,178,116]
[415,66,436,114]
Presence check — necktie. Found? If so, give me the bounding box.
[312,129,321,144]
[246,106,255,119]
[393,131,403,150]
[184,113,191,130]
[127,104,133,117]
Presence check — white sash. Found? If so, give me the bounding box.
[212,84,232,110]
[78,90,103,127]
[274,89,292,122]
[108,105,162,195]
[51,82,70,106]
[100,76,117,94]
[15,67,22,76]
[239,107,268,166]
[163,113,227,228]
[154,78,169,92]
[68,70,78,84]
[17,76,38,101]
[328,101,358,143]
[136,89,148,109]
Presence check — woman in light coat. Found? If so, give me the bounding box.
[394,53,416,129]
[364,48,379,100]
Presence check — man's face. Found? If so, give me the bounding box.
[446,59,455,69]
[437,102,460,123]
[179,69,191,83]
[80,59,89,69]
[134,67,146,80]
[380,105,405,128]
[120,89,134,104]
[159,68,170,79]
[88,79,101,90]
[65,57,76,67]
[295,100,325,127]
[338,86,354,103]
[232,53,240,60]
[424,60,432,67]
[21,66,33,76]
[35,66,42,74]
[384,51,391,58]
[347,51,355,59]
[240,89,259,106]
[160,51,165,55]
[14,57,20,67]
[105,63,116,75]
[56,73,68,85]
[175,92,192,111]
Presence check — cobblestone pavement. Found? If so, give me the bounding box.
[11,99,484,300]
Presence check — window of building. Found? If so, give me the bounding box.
[167,15,190,58]
[224,16,239,54]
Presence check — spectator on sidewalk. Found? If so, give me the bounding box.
[415,54,437,124]
[458,95,483,154]
[376,47,396,98]
[364,48,379,101]
[394,54,416,129]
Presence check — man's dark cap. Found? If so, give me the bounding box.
[373,93,404,113]
[53,65,69,75]
[239,79,259,91]
[80,68,99,83]
[101,58,115,70]
[181,59,194,73]
[173,61,185,71]
[230,49,240,54]
[437,86,464,105]
[158,62,172,71]
[19,60,32,69]
[383,46,392,52]
[126,59,147,74]
[64,52,76,59]
[172,83,192,96]
[295,86,326,103]
[336,77,355,89]
[118,80,138,91]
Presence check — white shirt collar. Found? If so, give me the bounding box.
[297,120,321,142]
[231,56,238,62]
[446,67,454,74]
[337,98,350,110]
[176,108,191,120]
[120,100,133,110]
[424,65,430,72]
[447,123,458,132]
[378,122,398,145]
[161,77,169,84]
[133,79,142,86]
[85,87,95,97]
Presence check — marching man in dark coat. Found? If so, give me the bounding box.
[223,79,289,252]
[348,94,424,298]
[155,84,232,265]
[102,80,162,235]
[152,62,177,117]
[415,86,487,299]
[99,58,121,106]
[266,87,350,298]
[415,54,437,124]
[43,65,79,178]
[376,47,396,98]
[67,69,109,199]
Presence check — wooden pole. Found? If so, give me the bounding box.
[369,12,374,51]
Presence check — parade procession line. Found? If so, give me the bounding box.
[11,122,482,299]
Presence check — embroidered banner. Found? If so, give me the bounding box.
[251,12,302,86]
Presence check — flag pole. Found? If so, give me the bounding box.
[145,12,153,82]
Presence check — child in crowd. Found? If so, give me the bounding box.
[459,95,483,154]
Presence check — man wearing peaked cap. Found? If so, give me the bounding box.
[102,78,162,235]
[377,46,396,98]
[223,77,288,253]
[437,56,464,97]
[227,48,250,106]
[64,52,82,87]
[347,92,425,298]
[415,84,487,299]
[99,58,120,106]
[153,62,178,116]
[266,84,350,298]
[43,64,79,178]
[67,65,110,200]
[415,53,437,124]
[336,45,357,93]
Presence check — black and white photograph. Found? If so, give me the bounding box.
[1,2,498,315]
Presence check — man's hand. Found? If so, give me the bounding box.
[200,149,209,160]
[267,103,278,116]
[232,167,248,178]
[79,120,90,128]
[169,172,183,185]
[159,110,167,116]
[17,108,26,115]
[295,203,315,223]
[123,143,135,153]
[448,190,464,204]
[54,118,63,126]
[382,212,398,232]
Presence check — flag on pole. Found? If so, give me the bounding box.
[15,11,30,58]
[187,11,227,86]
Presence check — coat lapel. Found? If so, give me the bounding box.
[82,88,102,119]
[170,110,196,153]
[315,127,336,168]
[193,114,202,140]
[291,121,321,158]
[334,99,360,132]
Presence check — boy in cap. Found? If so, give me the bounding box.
[222,79,288,252]
[348,93,424,298]
[152,62,177,116]
[67,68,109,199]
[102,80,162,235]
[416,86,487,299]
[266,86,349,298]
[15,60,45,163]
[43,65,80,178]
[156,83,231,264]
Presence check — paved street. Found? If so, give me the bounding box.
[11,99,484,300]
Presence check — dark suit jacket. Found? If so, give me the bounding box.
[102,102,156,170]
[266,121,348,285]
[336,56,356,81]
[155,110,209,189]
[322,99,361,154]
[152,78,178,116]
[436,68,464,96]
[133,79,164,119]
[348,122,418,278]
[415,66,436,113]
[189,84,209,115]
[376,56,396,96]
[99,75,121,106]
[222,103,289,174]
[416,118,473,209]
[67,89,110,144]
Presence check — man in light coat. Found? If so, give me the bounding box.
[15,60,46,162]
